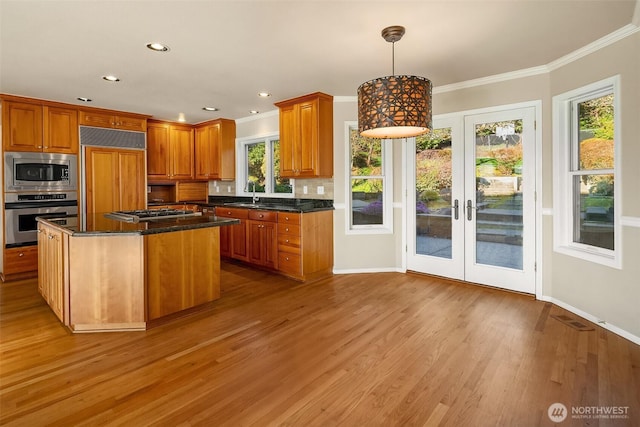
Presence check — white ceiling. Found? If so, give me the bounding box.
[1,0,637,124]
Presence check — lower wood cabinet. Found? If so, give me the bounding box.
[277,210,333,281]
[37,224,66,322]
[2,245,39,280]
[215,206,333,282]
[215,207,249,261]
[247,210,278,269]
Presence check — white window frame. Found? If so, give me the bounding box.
[345,121,393,234]
[552,75,621,268]
[236,133,294,199]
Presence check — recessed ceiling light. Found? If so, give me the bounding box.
[258,92,271,98]
[202,107,219,112]
[102,75,120,82]
[249,110,259,114]
[146,42,170,52]
[77,97,92,102]
[177,113,186,122]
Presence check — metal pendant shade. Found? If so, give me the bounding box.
[358,26,432,139]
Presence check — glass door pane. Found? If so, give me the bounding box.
[473,120,524,270]
[415,128,453,258]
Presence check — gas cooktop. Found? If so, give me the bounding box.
[104,209,202,223]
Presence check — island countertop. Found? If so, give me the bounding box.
[37,213,239,236]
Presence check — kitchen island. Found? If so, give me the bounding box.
[36,213,238,332]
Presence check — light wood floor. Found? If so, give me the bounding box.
[1,262,639,426]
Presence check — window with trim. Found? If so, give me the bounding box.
[237,134,293,198]
[553,76,620,268]
[346,123,393,233]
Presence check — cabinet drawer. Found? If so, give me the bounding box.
[4,246,38,274]
[278,252,301,275]
[277,212,301,225]
[278,234,301,254]
[215,207,249,219]
[278,223,300,236]
[248,210,278,222]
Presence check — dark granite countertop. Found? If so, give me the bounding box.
[201,196,334,213]
[37,214,239,236]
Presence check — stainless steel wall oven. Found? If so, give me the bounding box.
[4,192,78,247]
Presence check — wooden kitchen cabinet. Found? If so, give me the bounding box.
[215,207,249,261]
[84,146,146,227]
[1,99,78,154]
[2,100,43,152]
[37,224,66,322]
[2,245,39,280]
[274,92,333,178]
[277,210,333,281]
[79,110,146,132]
[215,206,333,282]
[247,210,278,269]
[43,106,79,153]
[147,120,194,181]
[194,119,236,180]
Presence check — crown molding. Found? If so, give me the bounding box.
[547,23,639,71]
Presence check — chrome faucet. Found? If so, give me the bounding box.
[247,180,259,203]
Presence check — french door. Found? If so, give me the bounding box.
[407,106,536,294]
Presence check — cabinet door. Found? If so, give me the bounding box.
[147,122,171,180]
[2,101,43,152]
[219,224,231,257]
[38,226,48,297]
[248,220,278,269]
[279,105,297,177]
[118,150,146,210]
[169,126,194,180]
[297,100,319,177]
[43,106,79,153]
[47,228,64,322]
[194,125,213,179]
[85,147,145,225]
[115,115,146,132]
[230,219,249,261]
[4,245,39,275]
[79,110,115,128]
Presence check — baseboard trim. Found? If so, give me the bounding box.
[539,295,640,346]
[333,267,405,275]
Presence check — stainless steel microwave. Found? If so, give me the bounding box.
[4,152,77,192]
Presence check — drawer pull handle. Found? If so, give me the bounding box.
[19,253,24,257]
[285,257,289,261]
[285,239,289,243]
[259,214,263,218]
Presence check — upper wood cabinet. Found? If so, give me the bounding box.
[2,100,78,154]
[44,106,79,153]
[194,119,236,180]
[274,92,333,178]
[79,110,146,132]
[147,120,194,181]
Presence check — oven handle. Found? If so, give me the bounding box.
[4,200,78,209]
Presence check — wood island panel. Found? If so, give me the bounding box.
[146,227,220,320]
[68,234,146,332]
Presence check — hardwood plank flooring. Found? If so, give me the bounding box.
[1,262,639,426]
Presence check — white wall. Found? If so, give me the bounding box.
[232,30,640,342]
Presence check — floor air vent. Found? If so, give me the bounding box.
[551,314,594,331]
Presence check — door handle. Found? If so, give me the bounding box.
[467,199,474,221]
[453,199,459,220]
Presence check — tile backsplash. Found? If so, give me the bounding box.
[208,179,333,200]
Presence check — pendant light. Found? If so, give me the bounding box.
[357,26,432,139]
